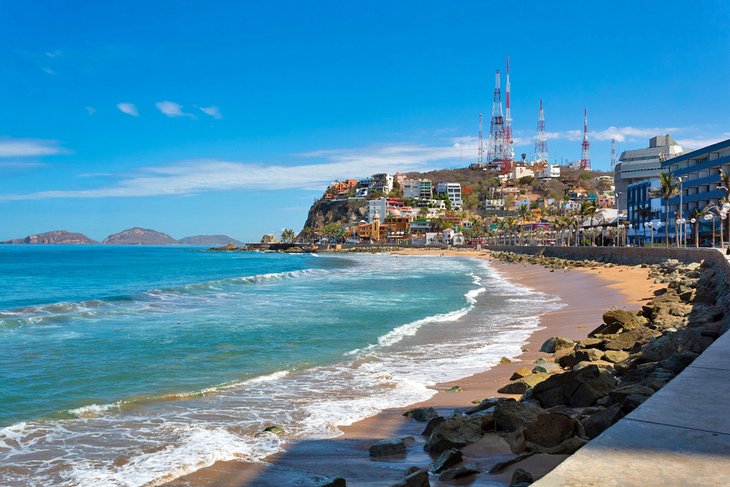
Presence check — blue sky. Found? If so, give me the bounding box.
[1,0,729,242]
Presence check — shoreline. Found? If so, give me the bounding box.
[170,250,659,486]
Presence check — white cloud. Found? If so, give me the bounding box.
[0,138,65,157]
[676,134,730,151]
[85,106,96,116]
[0,161,46,169]
[117,102,139,117]
[199,106,222,119]
[155,101,194,118]
[0,140,469,201]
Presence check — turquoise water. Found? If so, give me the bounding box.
[0,246,560,486]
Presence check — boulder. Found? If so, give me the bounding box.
[425,415,490,454]
[540,336,575,353]
[601,309,648,334]
[581,404,622,439]
[577,337,606,349]
[465,398,500,415]
[510,367,534,380]
[527,436,588,454]
[431,448,463,473]
[609,384,654,404]
[369,436,414,457]
[263,426,285,435]
[523,412,581,448]
[641,328,715,362]
[658,351,698,373]
[622,393,651,413]
[445,386,462,393]
[602,350,630,363]
[498,373,551,394]
[493,399,543,432]
[510,468,534,487]
[421,416,446,437]
[501,356,513,364]
[403,407,438,422]
[319,478,346,487]
[489,452,536,474]
[390,469,429,487]
[558,348,605,369]
[532,365,617,408]
[603,327,659,352]
[438,465,480,481]
[532,360,561,374]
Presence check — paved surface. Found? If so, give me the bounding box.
[534,252,730,487]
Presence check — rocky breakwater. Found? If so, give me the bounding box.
[355,258,727,487]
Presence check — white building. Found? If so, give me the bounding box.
[435,182,463,207]
[538,164,561,179]
[615,135,683,209]
[371,173,394,194]
[368,197,387,223]
[402,179,433,200]
[511,166,535,180]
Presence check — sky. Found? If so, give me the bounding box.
[1,0,729,242]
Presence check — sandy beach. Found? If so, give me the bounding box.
[169,250,659,487]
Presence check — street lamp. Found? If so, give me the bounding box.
[691,217,697,247]
[644,221,654,246]
[704,213,716,247]
[677,177,684,248]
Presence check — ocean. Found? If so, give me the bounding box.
[0,246,561,486]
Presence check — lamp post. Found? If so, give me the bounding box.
[677,177,683,248]
[691,217,697,247]
[705,213,716,247]
[644,222,653,246]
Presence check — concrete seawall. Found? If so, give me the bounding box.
[487,246,730,486]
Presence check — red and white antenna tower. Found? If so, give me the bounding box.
[477,113,484,165]
[610,138,617,168]
[580,108,591,170]
[534,98,548,163]
[487,69,509,172]
[504,56,514,163]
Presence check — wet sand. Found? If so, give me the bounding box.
[169,250,659,487]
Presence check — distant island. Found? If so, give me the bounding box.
[0,230,98,245]
[1,227,242,246]
[178,235,243,246]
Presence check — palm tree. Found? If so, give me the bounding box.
[579,200,598,246]
[690,207,706,248]
[657,172,679,247]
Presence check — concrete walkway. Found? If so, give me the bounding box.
[534,253,730,486]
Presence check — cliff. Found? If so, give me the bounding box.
[300,199,368,234]
[178,235,243,246]
[1,230,98,245]
[103,227,178,245]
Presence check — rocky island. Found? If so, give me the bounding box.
[1,230,98,245]
[103,227,179,245]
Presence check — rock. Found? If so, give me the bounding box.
[558,348,605,369]
[603,327,659,352]
[403,407,438,422]
[527,436,588,454]
[438,464,480,481]
[501,356,513,364]
[511,367,534,380]
[609,384,655,404]
[532,360,561,374]
[319,477,346,487]
[603,350,630,363]
[532,365,617,408]
[581,404,622,439]
[369,436,414,457]
[390,469,429,487]
[600,309,648,334]
[688,304,724,327]
[577,337,606,349]
[494,399,543,432]
[641,328,715,362]
[425,416,490,454]
[503,426,527,454]
[498,373,551,394]
[465,398,500,415]
[445,386,462,393]
[622,393,651,413]
[488,452,536,473]
[431,448,463,473]
[523,412,581,448]
[540,337,575,353]
[421,416,446,437]
[658,351,698,373]
[263,426,285,435]
[510,468,534,487]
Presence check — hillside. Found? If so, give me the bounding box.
[178,235,243,246]
[299,199,368,237]
[0,230,98,245]
[103,227,178,245]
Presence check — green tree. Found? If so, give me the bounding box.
[464,192,479,210]
[280,228,296,243]
[321,223,345,242]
